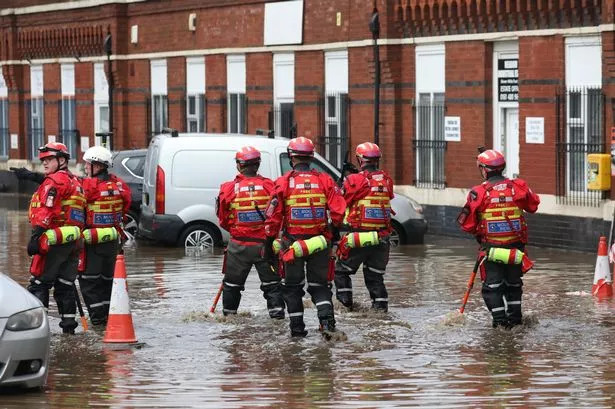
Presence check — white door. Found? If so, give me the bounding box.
[504,108,519,178]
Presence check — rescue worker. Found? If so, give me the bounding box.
[80,146,132,326]
[334,142,394,312]
[216,146,285,318]
[457,149,540,328]
[27,142,86,334]
[263,137,346,338]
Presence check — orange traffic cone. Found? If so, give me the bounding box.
[104,254,138,344]
[592,236,613,298]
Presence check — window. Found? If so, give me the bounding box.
[28,98,45,160]
[61,98,77,160]
[228,93,246,133]
[152,94,168,135]
[227,55,246,133]
[122,155,146,178]
[186,57,206,132]
[0,99,8,158]
[150,60,168,136]
[94,63,109,138]
[562,37,603,197]
[415,45,446,188]
[273,53,294,138]
[323,93,349,169]
[279,152,339,181]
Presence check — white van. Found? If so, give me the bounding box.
[139,132,428,249]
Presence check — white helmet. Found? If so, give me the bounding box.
[83,146,112,167]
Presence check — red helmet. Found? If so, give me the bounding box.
[356,142,381,160]
[477,149,506,170]
[235,146,261,166]
[39,142,70,161]
[287,137,314,158]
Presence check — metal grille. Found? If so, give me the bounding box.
[269,102,296,139]
[26,99,45,160]
[316,93,350,170]
[556,86,606,207]
[228,93,247,133]
[59,98,78,159]
[413,94,446,188]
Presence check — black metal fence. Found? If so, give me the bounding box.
[556,86,606,207]
[59,129,80,160]
[413,99,446,188]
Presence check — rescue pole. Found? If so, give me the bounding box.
[459,257,482,314]
[74,286,88,332]
[210,248,227,313]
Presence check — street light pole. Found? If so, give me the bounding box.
[103,33,113,151]
[369,9,380,146]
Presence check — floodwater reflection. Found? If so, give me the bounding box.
[1,206,613,408]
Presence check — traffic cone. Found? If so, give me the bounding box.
[591,236,613,298]
[104,255,138,344]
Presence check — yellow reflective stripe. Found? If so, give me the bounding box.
[285,195,326,205]
[232,195,269,202]
[286,223,327,229]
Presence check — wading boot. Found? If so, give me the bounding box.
[290,317,307,338]
[319,318,344,341]
[60,318,78,335]
[336,292,353,310]
[371,300,388,313]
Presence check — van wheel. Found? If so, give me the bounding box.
[179,224,218,250]
[389,221,406,247]
[123,212,139,237]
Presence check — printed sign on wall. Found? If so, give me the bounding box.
[498,58,519,102]
[525,117,544,144]
[444,116,461,142]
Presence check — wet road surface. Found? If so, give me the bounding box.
[1,200,615,408]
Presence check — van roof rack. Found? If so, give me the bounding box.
[161,127,179,138]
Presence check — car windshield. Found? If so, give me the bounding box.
[279,153,339,180]
[124,155,145,178]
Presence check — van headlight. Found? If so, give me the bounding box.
[6,307,45,331]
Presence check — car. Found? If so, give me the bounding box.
[139,132,428,251]
[0,273,50,390]
[110,149,147,237]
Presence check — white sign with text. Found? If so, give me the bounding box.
[444,116,461,142]
[525,117,545,144]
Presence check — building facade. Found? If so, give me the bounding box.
[0,0,614,249]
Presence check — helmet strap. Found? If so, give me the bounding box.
[57,156,68,171]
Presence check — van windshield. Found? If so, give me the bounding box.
[279,153,339,181]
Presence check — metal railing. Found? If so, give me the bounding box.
[556,86,606,207]
[59,129,79,160]
[413,101,446,188]
[268,102,296,139]
[317,93,350,171]
[28,128,45,160]
[0,127,8,157]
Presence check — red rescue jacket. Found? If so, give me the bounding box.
[29,169,86,229]
[217,174,274,243]
[265,168,346,239]
[458,177,540,245]
[344,169,394,235]
[82,173,132,228]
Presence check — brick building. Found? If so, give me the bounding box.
[0,0,614,249]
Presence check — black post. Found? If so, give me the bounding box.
[369,9,380,146]
[103,33,113,150]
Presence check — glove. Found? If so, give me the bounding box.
[330,225,341,244]
[262,237,275,262]
[27,226,46,256]
[10,167,44,183]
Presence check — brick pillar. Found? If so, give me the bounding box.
[75,62,94,160]
[518,35,565,195]
[206,54,227,133]
[294,51,323,147]
[445,40,492,189]
[4,64,26,160]
[43,64,60,146]
[246,52,273,135]
[168,57,186,132]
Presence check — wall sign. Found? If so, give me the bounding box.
[10,134,18,149]
[498,58,519,102]
[444,116,461,142]
[525,117,544,144]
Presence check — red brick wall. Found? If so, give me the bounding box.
[294,51,323,145]
[518,35,565,195]
[75,62,94,161]
[167,57,185,132]
[246,52,273,135]
[205,54,227,134]
[444,41,492,189]
[43,64,59,143]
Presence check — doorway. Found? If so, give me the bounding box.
[500,108,519,178]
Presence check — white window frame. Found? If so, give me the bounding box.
[227,54,246,133]
[0,72,8,158]
[150,59,168,135]
[94,63,109,139]
[324,50,349,168]
[30,65,44,160]
[61,64,77,160]
[273,53,295,138]
[415,45,445,188]
[186,56,206,133]
[565,36,602,193]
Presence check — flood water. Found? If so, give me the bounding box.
[1,198,615,408]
